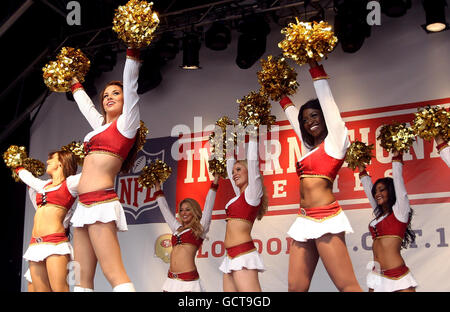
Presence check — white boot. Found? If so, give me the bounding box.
[73,286,94,292]
[112,282,136,292]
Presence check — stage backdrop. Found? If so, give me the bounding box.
[20,1,450,291]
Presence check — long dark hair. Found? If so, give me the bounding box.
[371,177,415,249]
[297,99,327,150]
[99,81,139,174]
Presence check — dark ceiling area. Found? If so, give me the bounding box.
[0,0,445,146]
[0,0,324,145]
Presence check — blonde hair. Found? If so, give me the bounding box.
[178,198,204,239]
[234,160,268,220]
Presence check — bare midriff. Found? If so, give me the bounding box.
[78,153,122,194]
[170,243,198,273]
[300,176,335,208]
[32,204,67,237]
[224,219,253,249]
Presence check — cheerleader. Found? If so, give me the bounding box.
[434,135,449,167]
[358,151,417,292]
[154,174,219,292]
[220,134,268,292]
[16,150,79,292]
[69,47,141,292]
[279,60,361,292]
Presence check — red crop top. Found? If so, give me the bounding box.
[296,141,345,182]
[171,229,203,248]
[84,119,136,160]
[369,213,408,241]
[36,181,76,210]
[225,192,260,224]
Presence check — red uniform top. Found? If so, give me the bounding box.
[35,180,76,210]
[369,212,409,240]
[171,229,203,248]
[83,119,136,160]
[225,192,260,224]
[297,141,345,183]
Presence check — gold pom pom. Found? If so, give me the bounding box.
[257,55,299,101]
[3,145,27,169]
[412,106,450,142]
[136,120,149,152]
[137,159,172,188]
[3,145,45,182]
[208,116,236,178]
[237,91,276,131]
[278,19,338,66]
[42,47,90,92]
[112,0,160,49]
[61,141,86,166]
[22,158,45,178]
[377,122,416,153]
[345,141,374,170]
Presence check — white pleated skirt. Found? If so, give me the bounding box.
[367,270,418,292]
[219,250,265,274]
[71,200,128,232]
[23,242,73,262]
[162,277,205,292]
[287,209,353,242]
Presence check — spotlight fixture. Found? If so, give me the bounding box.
[307,1,325,23]
[137,48,163,94]
[205,22,231,51]
[236,15,270,69]
[334,0,371,53]
[422,0,449,33]
[157,32,179,61]
[181,33,201,70]
[93,47,117,72]
[380,0,411,18]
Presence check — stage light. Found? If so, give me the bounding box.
[422,0,449,33]
[235,15,270,69]
[334,0,371,53]
[137,48,162,94]
[157,32,179,61]
[93,47,117,72]
[380,0,411,17]
[205,22,231,51]
[181,33,201,70]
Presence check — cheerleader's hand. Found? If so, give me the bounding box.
[155,181,161,192]
[71,76,79,86]
[392,150,401,158]
[357,164,366,173]
[435,134,444,145]
[308,59,319,69]
[213,173,220,184]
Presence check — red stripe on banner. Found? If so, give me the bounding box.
[340,97,450,118]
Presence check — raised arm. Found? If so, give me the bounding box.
[15,167,50,192]
[391,154,411,223]
[244,136,263,206]
[279,96,303,143]
[71,78,104,129]
[436,136,450,168]
[309,61,349,159]
[155,182,180,233]
[117,48,142,138]
[358,165,377,210]
[200,175,219,235]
